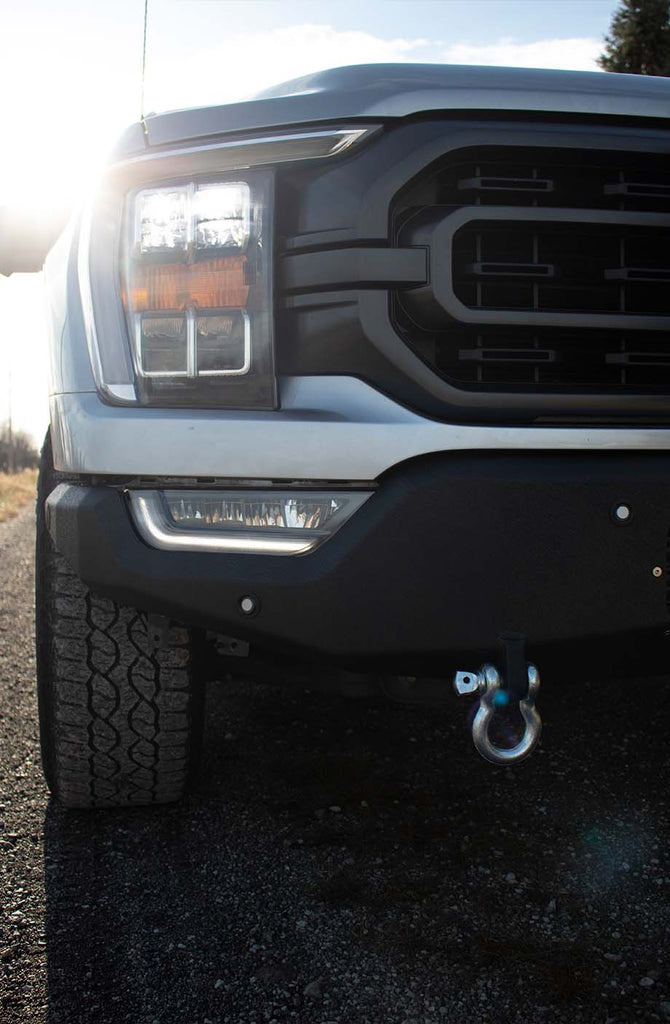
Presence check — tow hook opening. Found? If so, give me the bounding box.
[454,632,542,765]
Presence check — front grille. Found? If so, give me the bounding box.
[394,147,670,214]
[393,145,670,394]
[452,221,668,318]
[393,309,670,389]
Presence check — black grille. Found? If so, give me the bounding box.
[394,147,670,215]
[452,220,669,317]
[393,308,670,389]
[393,145,670,394]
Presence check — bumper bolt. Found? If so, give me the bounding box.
[614,504,631,522]
[652,566,663,578]
[239,595,259,616]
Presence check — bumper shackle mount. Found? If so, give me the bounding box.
[454,634,542,765]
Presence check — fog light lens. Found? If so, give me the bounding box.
[128,489,373,555]
[167,492,349,529]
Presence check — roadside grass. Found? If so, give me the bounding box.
[0,468,38,523]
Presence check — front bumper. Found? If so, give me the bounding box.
[49,383,670,480]
[47,452,670,665]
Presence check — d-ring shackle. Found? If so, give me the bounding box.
[454,664,542,765]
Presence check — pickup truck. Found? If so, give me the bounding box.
[7,63,670,807]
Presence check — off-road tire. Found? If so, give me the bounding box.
[35,434,204,808]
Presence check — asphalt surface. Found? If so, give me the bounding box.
[1,504,669,1024]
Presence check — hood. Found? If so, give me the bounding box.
[113,63,670,157]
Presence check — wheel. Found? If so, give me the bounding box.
[35,433,204,808]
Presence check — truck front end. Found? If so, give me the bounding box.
[38,64,670,803]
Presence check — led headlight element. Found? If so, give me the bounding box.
[196,311,250,375]
[139,315,188,376]
[193,183,250,250]
[136,182,250,256]
[138,189,189,254]
[128,489,373,555]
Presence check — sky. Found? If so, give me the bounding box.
[0,0,622,441]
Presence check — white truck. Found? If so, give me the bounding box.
[4,63,670,806]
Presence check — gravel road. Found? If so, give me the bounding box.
[1,505,669,1024]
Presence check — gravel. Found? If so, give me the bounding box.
[1,505,669,1023]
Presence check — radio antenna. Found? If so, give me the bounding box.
[140,0,149,122]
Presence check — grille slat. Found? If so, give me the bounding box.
[457,175,554,193]
[466,261,555,279]
[459,347,556,364]
[605,268,670,282]
[604,182,670,199]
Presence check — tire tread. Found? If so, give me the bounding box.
[36,434,202,808]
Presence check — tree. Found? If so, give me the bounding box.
[0,422,39,473]
[598,0,670,75]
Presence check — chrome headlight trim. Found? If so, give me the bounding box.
[110,127,378,175]
[78,202,138,404]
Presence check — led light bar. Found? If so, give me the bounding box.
[128,489,373,555]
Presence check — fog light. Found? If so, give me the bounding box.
[128,489,372,555]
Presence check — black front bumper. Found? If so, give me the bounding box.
[47,452,670,667]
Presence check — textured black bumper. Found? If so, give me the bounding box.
[46,453,670,666]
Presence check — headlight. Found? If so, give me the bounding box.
[124,178,263,402]
[78,127,378,408]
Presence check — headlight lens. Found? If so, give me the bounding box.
[122,172,272,406]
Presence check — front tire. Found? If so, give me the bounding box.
[35,435,204,808]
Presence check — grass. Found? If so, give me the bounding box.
[0,468,38,523]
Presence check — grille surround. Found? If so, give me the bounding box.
[420,205,670,332]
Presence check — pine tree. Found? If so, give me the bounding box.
[598,0,670,75]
